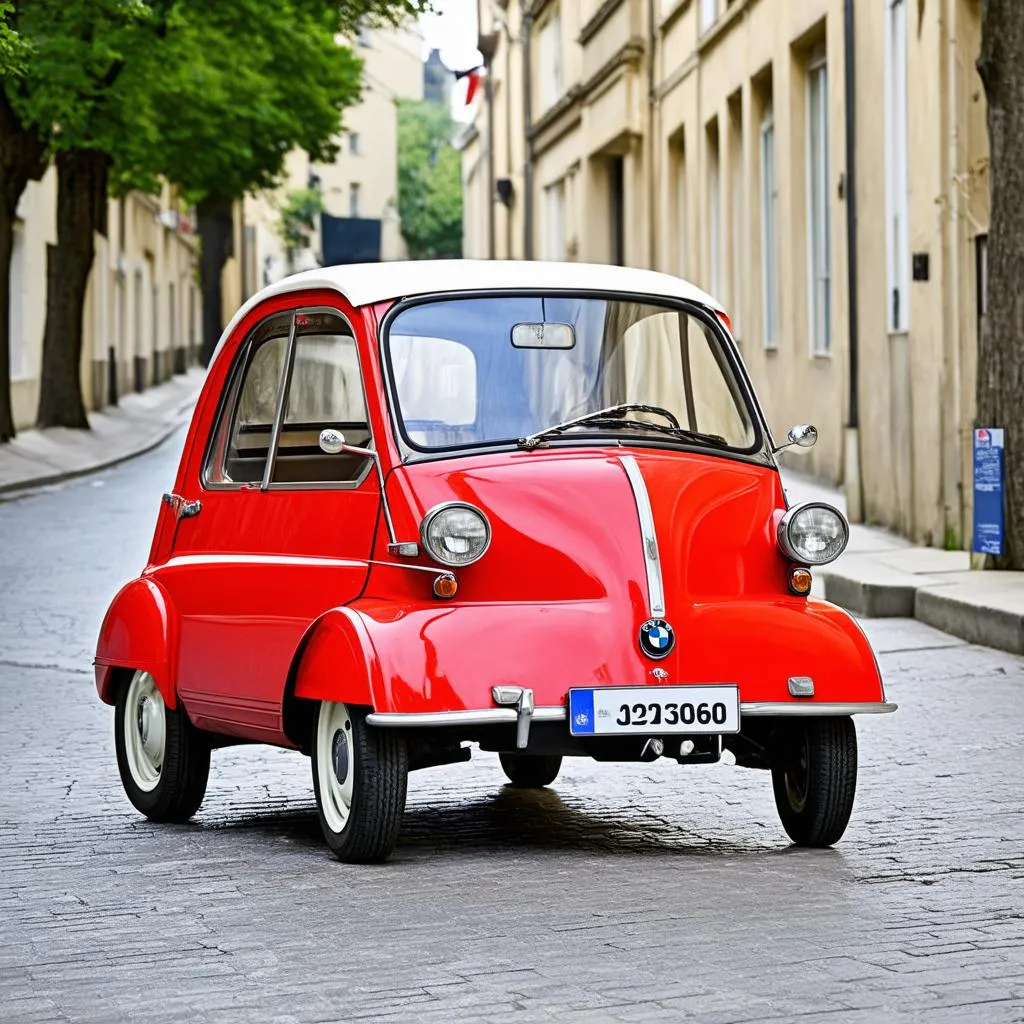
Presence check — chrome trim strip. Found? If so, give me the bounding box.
[740,701,897,716]
[366,707,567,727]
[619,455,666,617]
[366,701,898,727]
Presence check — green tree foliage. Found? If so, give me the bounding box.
[397,99,463,260]
[0,1,28,77]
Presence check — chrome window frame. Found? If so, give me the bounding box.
[378,288,773,468]
[200,305,375,492]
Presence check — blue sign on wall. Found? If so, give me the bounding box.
[973,428,1005,556]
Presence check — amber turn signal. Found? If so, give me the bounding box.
[789,567,813,596]
[433,572,458,599]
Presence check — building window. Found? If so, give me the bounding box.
[760,106,779,349]
[700,0,718,33]
[708,126,721,297]
[543,180,566,260]
[806,50,831,355]
[674,142,687,278]
[349,183,360,218]
[538,10,564,112]
[885,0,909,332]
[349,132,361,156]
[728,98,743,338]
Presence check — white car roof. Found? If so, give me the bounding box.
[212,259,724,362]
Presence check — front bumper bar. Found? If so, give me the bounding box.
[365,694,898,746]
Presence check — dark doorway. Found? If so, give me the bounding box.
[610,157,625,266]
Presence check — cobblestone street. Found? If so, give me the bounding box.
[1,433,1022,1024]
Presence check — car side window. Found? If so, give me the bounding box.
[206,309,371,487]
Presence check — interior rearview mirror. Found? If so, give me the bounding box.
[511,322,576,349]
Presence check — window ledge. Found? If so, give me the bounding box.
[659,0,691,34]
[580,0,625,46]
[696,0,749,56]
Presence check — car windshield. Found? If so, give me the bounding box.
[384,295,758,453]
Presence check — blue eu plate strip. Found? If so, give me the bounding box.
[568,689,595,735]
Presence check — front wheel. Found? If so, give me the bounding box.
[311,701,408,863]
[771,717,858,847]
[499,752,562,788]
[114,669,210,822]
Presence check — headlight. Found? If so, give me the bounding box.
[777,502,849,565]
[420,502,491,566]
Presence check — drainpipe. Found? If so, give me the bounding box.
[647,0,658,269]
[485,61,496,260]
[521,0,534,259]
[504,18,515,258]
[843,0,863,522]
[944,0,964,553]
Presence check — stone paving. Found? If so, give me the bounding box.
[0,433,1022,1023]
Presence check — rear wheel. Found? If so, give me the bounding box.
[114,670,210,822]
[771,716,857,847]
[311,701,408,863]
[499,752,562,788]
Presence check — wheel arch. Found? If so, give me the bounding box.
[95,577,179,708]
[281,606,384,750]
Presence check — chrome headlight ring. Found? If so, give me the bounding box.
[777,501,849,566]
[420,501,492,567]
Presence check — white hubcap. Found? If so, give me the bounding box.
[316,702,354,833]
[124,671,165,792]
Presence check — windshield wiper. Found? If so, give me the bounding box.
[517,404,728,450]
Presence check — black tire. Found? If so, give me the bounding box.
[771,716,858,847]
[311,701,408,864]
[114,670,210,823]
[499,752,562,788]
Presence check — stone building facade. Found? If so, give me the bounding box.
[461,0,989,547]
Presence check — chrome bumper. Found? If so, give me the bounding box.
[365,693,898,745]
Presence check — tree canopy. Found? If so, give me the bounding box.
[121,0,365,205]
[397,98,463,259]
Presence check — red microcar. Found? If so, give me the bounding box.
[95,260,895,863]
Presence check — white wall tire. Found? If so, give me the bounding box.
[311,701,408,864]
[114,670,210,822]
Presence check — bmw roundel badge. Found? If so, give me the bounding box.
[639,618,675,660]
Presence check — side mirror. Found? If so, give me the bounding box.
[775,423,818,453]
[319,428,347,454]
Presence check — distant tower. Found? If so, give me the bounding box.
[423,48,450,105]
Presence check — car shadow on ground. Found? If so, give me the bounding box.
[193,784,809,860]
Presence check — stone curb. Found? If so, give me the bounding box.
[0,396,194,502]
[822,568,1024,657]
[915,587,1024,656]
[821,573,916,618]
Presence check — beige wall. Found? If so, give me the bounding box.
[9,172,199,432]
[462,0,988,549]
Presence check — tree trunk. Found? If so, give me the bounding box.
[978,0,1024,569]
[35,149,110,430]
[0,90,47,442]
[197,196,234,366]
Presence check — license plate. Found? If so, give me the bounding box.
[567,685,740,736]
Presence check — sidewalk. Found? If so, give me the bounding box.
[782,468,1024,656]
[0,368,205,499]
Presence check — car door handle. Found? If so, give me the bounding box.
[162,492,202,519]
